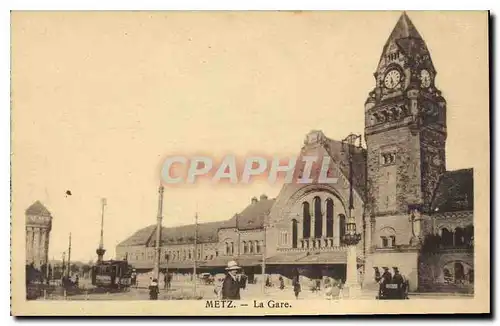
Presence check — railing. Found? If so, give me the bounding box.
[277,243,348,253]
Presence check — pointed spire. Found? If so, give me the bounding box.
[387,12,422,42]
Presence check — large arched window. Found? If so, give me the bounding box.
[243,241,248,254]
[256,241,261,253]
[339,214,346,244]
[314,197,322,238]
[326,198,334,238]
[440,228,453,247]
[292,219,298,248]
[225,242,230,255]
[302,202,311,238]
[249,241,254,253]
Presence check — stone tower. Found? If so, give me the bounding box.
[363,13,447,290]
[25,201,53,268]
[364,12,447,246]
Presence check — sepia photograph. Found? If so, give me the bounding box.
[10,10,490,316]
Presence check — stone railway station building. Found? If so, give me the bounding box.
[116,13,474,293]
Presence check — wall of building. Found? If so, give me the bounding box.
[418,250,474,293]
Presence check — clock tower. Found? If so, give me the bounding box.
[364,12,447,253]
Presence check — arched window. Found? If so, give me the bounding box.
[339,214,346,244]
[303,202,311,238]
[465,225,474,248]
[188,250,192,259]
[440,228,453,247]
[292,219,298,248]
[379,227,396,248]
[455,227,465,246]
[442,261,473,285]
[243,241,248,254]
[314,197,322,238]
[454,262,465,283]
[249,241,254,253]
[225,242,230,255]
[231,242,234,255]
[256,241,261,253]
[326,198,334,238]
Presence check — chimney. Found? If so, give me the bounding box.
[260,194,268,201]
[251,197,258,204]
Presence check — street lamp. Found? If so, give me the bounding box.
[341,133,363,298]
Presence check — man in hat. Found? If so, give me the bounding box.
[378,267,392,299]
[222,261,242,300]
[392,267,405,299]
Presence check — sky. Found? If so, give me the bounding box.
[11,11,488,262]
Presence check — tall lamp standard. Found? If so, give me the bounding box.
[341,133,363,298]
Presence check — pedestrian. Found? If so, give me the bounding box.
[222,261,242,300]
[166,272,172,290]
[292,269,301,300]
[279,276,285,290]
[378,267,392,299]
[149,278,159,300]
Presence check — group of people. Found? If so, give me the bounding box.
[214,262,302,300]
[375,266,409,299]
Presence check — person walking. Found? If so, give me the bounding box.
[222,261,243,300]
[279,276,285,290]
[292,269,301,300]
[149,278,159,300]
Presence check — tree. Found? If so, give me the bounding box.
[70,264,79,275]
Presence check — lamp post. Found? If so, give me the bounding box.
[153,183,164,281]
[96,198,107,263]
[341,133,363,298]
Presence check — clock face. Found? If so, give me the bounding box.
[420,69,431,88]
[384,69,401,89]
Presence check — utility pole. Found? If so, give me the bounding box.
[261,220,267,294]
[96,198,107,262]
[66,233,72,277]
[193,210,199,295]
[153,182,164,280]
[236,214,240,257]
[61,252,66,279]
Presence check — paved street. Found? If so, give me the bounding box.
[43,280,471,301]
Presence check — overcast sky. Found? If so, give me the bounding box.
[12,11,488,262]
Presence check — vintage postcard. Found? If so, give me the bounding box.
[11,11,490,315]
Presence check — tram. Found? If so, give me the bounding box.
[91,260,133,290]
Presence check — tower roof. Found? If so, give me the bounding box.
[26,200,52,217]
[387,12,422,42]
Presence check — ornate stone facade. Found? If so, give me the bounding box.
[116,13,474,293]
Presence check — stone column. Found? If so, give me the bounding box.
[322,210,327,240]
[334,216,340,246]
[345,244,361,298]
[26,228,33,264]
[33,228,40,268]
[40,230,46,266]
